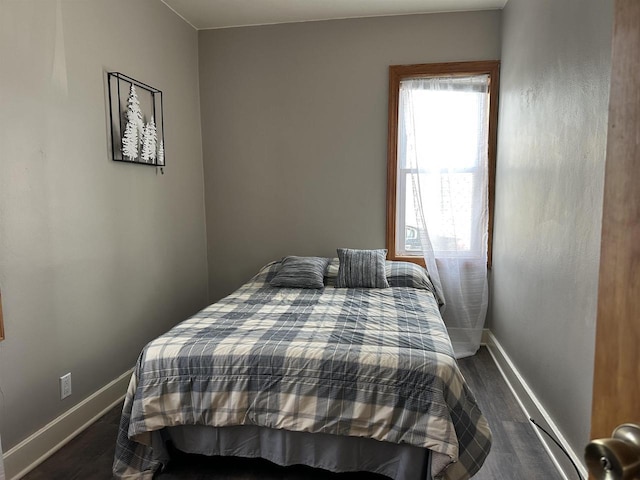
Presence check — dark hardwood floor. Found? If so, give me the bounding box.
[457,349,562,480]
[22,348,561,479]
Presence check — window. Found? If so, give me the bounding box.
[386,61,499,267]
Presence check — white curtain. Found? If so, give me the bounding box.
[398,76,490,358]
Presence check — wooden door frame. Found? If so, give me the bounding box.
[590,0,640,445]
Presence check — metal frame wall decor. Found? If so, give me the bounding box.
[107,72,165,168]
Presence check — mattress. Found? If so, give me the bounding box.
[113,259,491,479]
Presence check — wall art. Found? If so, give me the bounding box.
[107,72,165,168]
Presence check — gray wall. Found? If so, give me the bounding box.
[0,1,208,449]
[199,12,502,301]
[492,0,612,455]
[0,0,610,463]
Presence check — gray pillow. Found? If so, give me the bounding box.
[386,261,435,292]
[336,248,389,288]
[270,256,331,289]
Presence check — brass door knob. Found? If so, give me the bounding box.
[585,424,640,479]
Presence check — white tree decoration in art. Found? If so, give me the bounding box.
[122,120,138,160]
[121,84,144,160]
[131,85,144,141]
[140,124,150,162]
[139,123,147,161]
[157,139,165,166]
[141,116,158,163]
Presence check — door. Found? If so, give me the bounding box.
[590,0,640,453]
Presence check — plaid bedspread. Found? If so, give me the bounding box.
[113,260,491,479]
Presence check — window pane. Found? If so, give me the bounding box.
[399,172,476,255]
[396,75,489,258]
[417,172,475,252]
[411,90,484,171]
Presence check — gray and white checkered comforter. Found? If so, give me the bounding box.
[113,260,491,479]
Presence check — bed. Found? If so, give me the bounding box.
[113,254,491,479]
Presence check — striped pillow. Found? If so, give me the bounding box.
[385,261,435,292]
[270,256,331,289]
[336,248,390,288]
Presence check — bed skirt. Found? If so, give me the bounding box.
[151,425,442,480]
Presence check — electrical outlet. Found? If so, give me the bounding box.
[60,373,72,399]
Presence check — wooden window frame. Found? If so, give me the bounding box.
[386,60,500,268]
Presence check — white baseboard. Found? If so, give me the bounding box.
[485,331,587,480]
[4,369,132,480]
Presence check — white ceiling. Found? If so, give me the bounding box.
[161,0,507,30]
